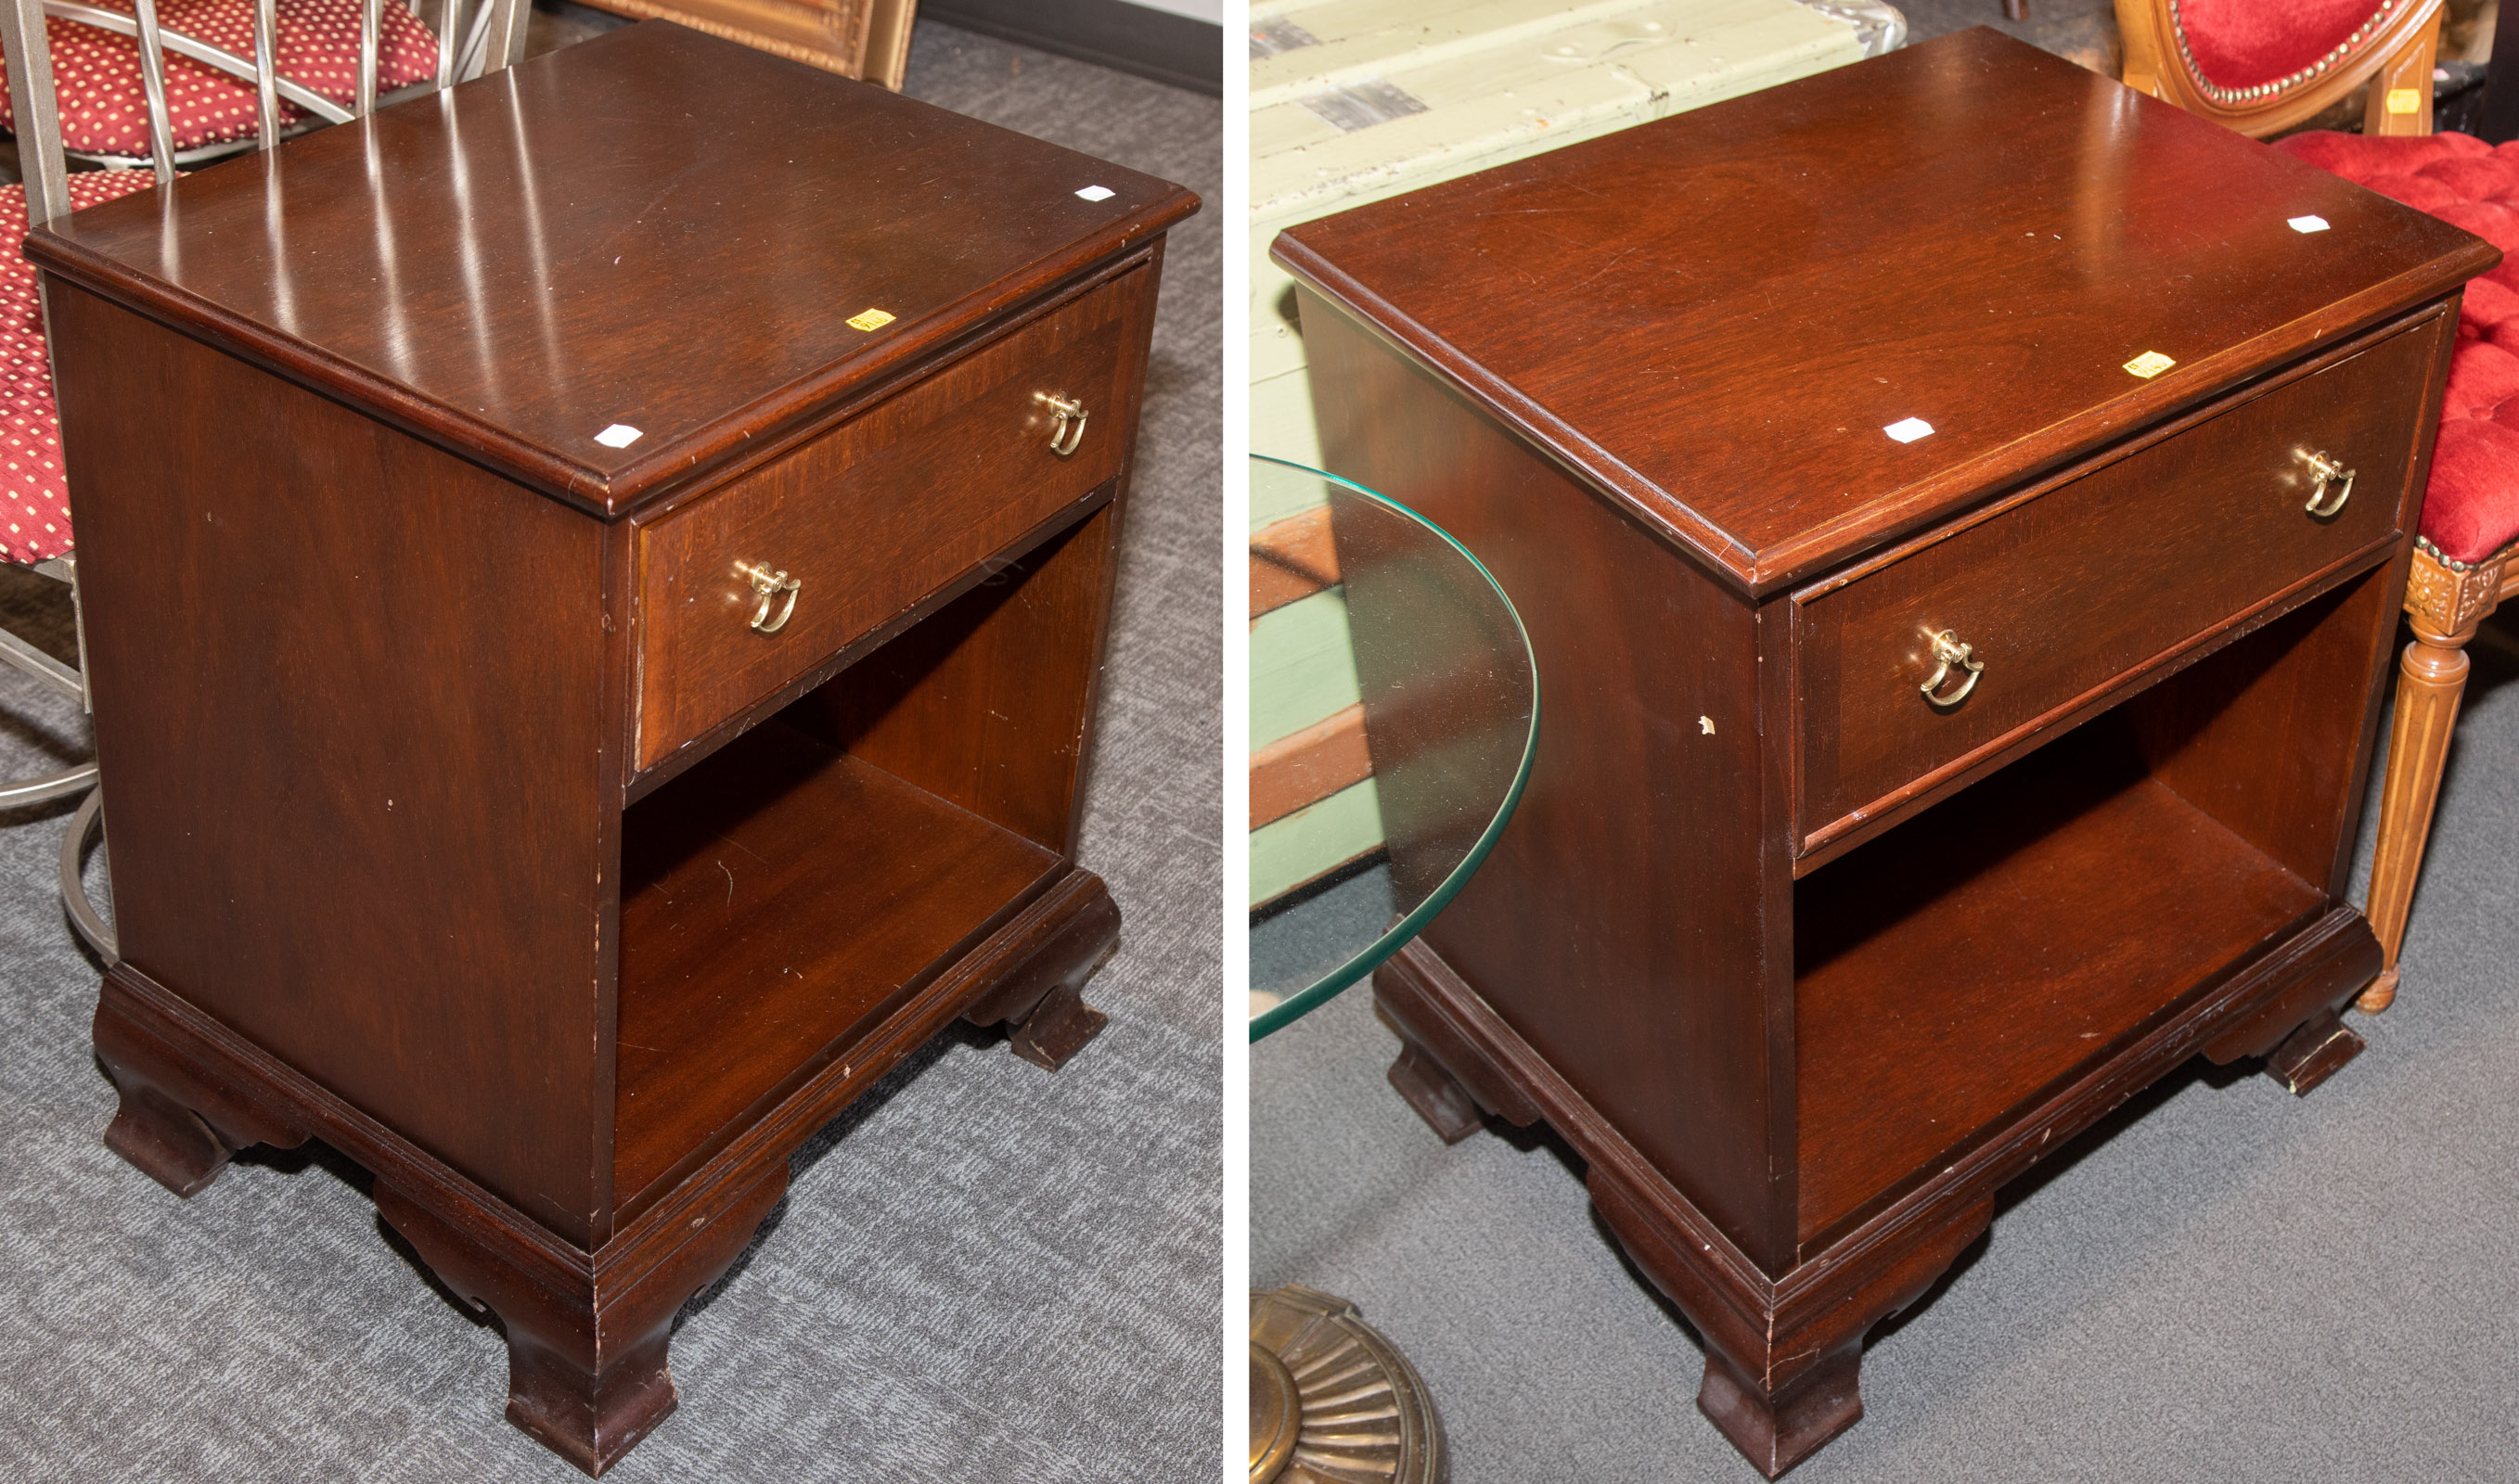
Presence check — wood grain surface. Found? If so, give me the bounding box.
[1275,27,2494,595]
[54,281,616,1244]
[1296,22,2479,1475]
[634,264,1150,770]
[1794,310,2444,850]
[27,19,1199,517]
[614,721,1059,1209]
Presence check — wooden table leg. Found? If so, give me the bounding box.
[2361,547,2506,1012]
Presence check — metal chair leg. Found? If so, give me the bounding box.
[59,784,112,961]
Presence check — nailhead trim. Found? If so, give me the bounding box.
[2169,0,2404,106]
[2416,534,2519,572]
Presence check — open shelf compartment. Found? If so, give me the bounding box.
[1791,570,2386,1245]
[610,509,1112,1215]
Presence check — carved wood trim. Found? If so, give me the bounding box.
[2114,0,2444,139]
[2403,539,2510,637]
[575,0,915,87]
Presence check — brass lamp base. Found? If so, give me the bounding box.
[1248,1286,1446,1484]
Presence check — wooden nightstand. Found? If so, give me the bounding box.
[1276,28,2493,1478]
[35,22,1196,1474]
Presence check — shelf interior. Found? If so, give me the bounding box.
[612,717,1060,1210]
[1791,721,2325,1244]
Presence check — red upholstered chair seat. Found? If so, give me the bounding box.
[0,167,158,566]
[2277,128,2519,568]
[0,0,436,160]
[2175,0,2406,102]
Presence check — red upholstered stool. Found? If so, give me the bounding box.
[0,0,437,164]
[2119,0,2502,1013]
[0,169,160,565]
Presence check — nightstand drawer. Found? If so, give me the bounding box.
[1795,318,2439,852]
[634,268,1146,771]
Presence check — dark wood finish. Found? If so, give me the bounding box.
[375,1164,791,1475]
[26,22,1198,520]
[1383,1033,1484,1145]
[1795,313,2443,855]
[1302,296,1791,1271]
[1275,32,2490,599]
[2114,0,2512,1021]
[55,276,619,1244]
[635,266,1150,771]
[1288,30,2488,1475]
[1793,732,2321,1240]
[43,23,1194,1474]
[2259,1010,2367,1094]
[612,723,1061,1207]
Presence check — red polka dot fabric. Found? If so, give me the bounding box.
[0,168,159,566]
[2277,130,2519,567]
[0,0,438,160]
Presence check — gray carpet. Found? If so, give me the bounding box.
[0,12,1220,1481]
[1254,611,2519,1480]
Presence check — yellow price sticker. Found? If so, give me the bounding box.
[2123,351,2176,379]
[846,308,896,332]
[2386,87,2422,115]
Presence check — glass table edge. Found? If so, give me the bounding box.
[1247,455,1541,1042]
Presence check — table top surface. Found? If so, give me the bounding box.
[1273,27,2496,596]
[1248,457,1536,1040]
[29,20,1201,517]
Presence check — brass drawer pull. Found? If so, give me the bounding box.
[733,560,801,633]
[1037,392,1089,457]
[1920,629,1984,709]
[2301,450,2355,518]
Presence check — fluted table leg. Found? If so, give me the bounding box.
[2361,545,2509,1013]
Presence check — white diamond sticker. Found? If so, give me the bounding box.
[1883,417,1934,443]
[1075,185,1115,201]
[594,424,642,448]
[2289,214,2331,234]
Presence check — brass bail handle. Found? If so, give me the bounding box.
[1920,628,1985,709]
[2301,450,2355,518]
[733,560,801,634]
[1037,391,1089,457]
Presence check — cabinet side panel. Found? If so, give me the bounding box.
[55,285,610,1244]
[1304,297,1788,1269]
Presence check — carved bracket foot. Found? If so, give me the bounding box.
[1594,1157,1991,1479]
[1009,980,1109,1070]
[962,869,1120,1070]
[1370,969,1541,1145]
[2264,1008,2365,1095]
[1698,1340,1864,1480]
[376,1165,790,1476]
[93,976,306,1197]
[1385,1037,1483,1145]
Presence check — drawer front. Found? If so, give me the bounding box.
[1796,317,2441,850]
[636,266,1152,771]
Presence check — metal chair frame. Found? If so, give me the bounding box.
[0,0,526,959]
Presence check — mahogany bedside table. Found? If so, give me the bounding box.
[33,21,1196,1474]
[1276,28,2492,1478]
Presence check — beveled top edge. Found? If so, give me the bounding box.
[32,190,1199,522]
[26,23,1202,519]
[1277,224,2491,604]
[1271,30,2495,598]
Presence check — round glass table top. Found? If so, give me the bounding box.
[1248,456,1537,1040]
